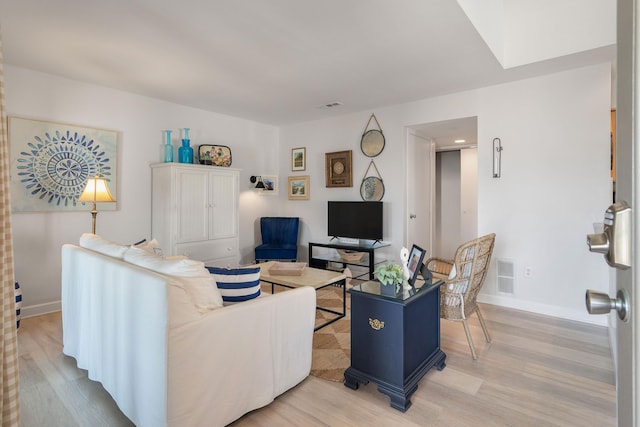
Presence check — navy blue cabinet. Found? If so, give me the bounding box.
[344,280,445,412]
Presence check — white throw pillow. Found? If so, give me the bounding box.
[124,246,209,277]
[135,238,163,255]
[79,233,128,259]
[177,276,224,312]
[448,264,457,280]
[124,246,223,310]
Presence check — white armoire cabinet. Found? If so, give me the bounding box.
[151,163,240,267]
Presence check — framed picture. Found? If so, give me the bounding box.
[288,175,310,200]
[407,244,426,286]
[325,150,353,188]
[198,144,232,167]
[261,175,278,195]
[292,147,306,171]
[9,116,118,212]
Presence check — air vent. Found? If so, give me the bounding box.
[496,258,515,294]
[317,101,344,109]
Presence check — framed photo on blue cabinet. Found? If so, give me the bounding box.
[407,244,426,286]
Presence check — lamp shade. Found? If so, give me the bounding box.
[78,176,116,203]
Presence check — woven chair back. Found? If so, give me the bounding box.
[448,233,495,312]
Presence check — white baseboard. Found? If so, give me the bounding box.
[21,301,61,318]
[478,294,608,327]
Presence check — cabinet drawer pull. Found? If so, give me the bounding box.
[369,318,385,330]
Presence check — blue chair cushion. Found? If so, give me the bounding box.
[255,217,299,261]
[206,266,261,302]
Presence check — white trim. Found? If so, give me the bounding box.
[21,301,61,318]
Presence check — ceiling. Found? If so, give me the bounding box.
[0,0,615,127]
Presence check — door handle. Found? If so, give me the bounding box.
[409,214,416,219]
[586,200,631,269]
[585,289,629,321]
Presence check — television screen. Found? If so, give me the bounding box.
[327,201,383,241]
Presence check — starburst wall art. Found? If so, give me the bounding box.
[9,117,118,212]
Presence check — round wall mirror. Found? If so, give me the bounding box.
[360,129,385,157]
[360,176,385,201]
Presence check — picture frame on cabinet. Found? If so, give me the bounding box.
[261,175,278,195]
[288,176,310,200]
[292,147,306,171]
[407,244,426,286]
[198,144,232,167]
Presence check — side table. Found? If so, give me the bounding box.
[344,279,446,412]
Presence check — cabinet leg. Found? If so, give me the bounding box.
[344,368,366,390]
[378,385,412,413]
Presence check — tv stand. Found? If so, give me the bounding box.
[308,240,390,280]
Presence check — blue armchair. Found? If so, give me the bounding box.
[255,217,300,262]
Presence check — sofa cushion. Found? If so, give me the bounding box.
[79,233,128,259]
[124,246,223,311]
[135,238,163,255]
[175,276,224,312]
[207,266,261,302]
[124,246,209,277]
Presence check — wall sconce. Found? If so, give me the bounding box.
[250,176,266,190]
[493,138,503,178]
[78,174,116,234]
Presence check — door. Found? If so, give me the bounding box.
[586,1,637,424]
[614,0,637,422]
[176,168,209,243]
[406,130,435,254]
[209,170,238,239]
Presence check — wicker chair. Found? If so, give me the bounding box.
[426,233,496,360]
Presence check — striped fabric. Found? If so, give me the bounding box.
[0,34,21,426]
[14,283,21,329]
[207,266,261,302]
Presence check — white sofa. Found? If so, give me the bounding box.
[61,242,316,427]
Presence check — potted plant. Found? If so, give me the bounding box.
[375,263,406,295]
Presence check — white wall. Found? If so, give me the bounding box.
[278,62,612,324]
[5,66,280,316]
[436,151,461,257]
[7,62,612,325]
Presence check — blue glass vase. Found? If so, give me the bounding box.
[163,130,173,162]
[178,128,193,164]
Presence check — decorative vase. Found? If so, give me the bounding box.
[380,282,399,296]
[178,128,193,164]
[14,281,21,329]
[163,130,173,162]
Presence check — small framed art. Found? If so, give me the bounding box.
[325,150,353,188]
[292,147,306,171]
[288,176,310,200]
[261,175,278,195]
[407,244,426,286]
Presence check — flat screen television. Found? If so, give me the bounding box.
[327,201,383,241]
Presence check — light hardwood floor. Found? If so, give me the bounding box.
[18,304,616,427]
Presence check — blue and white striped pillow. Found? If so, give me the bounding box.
[206,266,261,302]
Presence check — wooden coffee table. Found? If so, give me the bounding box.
[258,261,346,331]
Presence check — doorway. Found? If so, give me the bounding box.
[406,116,478,258]
[435,148,478,257]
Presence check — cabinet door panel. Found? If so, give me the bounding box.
[176,170,209,243]
[209,172,238,239]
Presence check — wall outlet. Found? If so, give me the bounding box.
[524,267,532,278]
